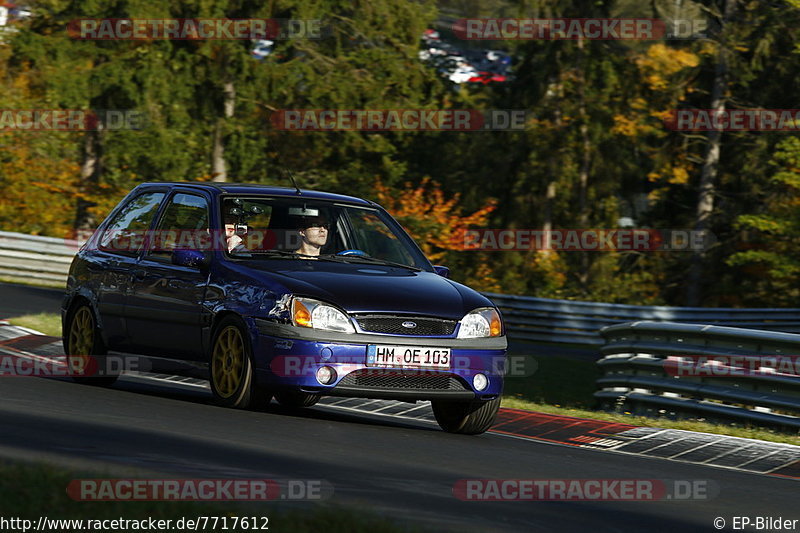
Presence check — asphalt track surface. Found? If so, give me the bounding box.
[1,283,798,532]
[0,282,63,317]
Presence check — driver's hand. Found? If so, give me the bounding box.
[227,234,243,252]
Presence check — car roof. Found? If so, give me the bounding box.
[137,182,374,206]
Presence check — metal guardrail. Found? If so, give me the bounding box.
[0,230,79,286]
[485,292,800,346]
[596,321,800,429]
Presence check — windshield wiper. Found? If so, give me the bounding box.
[321,254,422,271]
[240,249,298,258]
[251,250,348,263]
[248,250,419,270]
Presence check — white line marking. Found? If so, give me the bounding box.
[736,448,785,469]
[763,457,800,474]
[699,442,756,464]
[0,352,65,365]
[632,436,690,454]
[122,373,209,389]
[371,401,412,413]
[12,326,47,336]
[618,428,669,442]
[340,399,385,411]
[667,438,727,459]
[319,398,352,407]
[393,404,433,417]
[315,403,438,425]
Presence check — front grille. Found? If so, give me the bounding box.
[338,369,468,391]
[354,315,457,336]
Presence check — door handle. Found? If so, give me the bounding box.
[89,260,117,271]
[168,279,188,290]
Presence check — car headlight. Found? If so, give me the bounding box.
[457,307,503,338]
[291,297,355,333]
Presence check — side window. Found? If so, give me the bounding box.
[98,192,165,255]
[149,193,209,258]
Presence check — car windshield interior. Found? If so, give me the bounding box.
[220,196,427,269]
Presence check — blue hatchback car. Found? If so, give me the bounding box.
[62,182,507,434]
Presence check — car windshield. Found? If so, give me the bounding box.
[220,196,431,271]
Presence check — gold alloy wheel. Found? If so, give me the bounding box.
[68,307,94,375]
[212,325,246,399]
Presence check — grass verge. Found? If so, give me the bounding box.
[0,461,417,533]
[4,313,798,445]
[0,276,63,289]
[7,312,62,337]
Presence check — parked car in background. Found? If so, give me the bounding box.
[251,39,274,60]
[420,29,512,85]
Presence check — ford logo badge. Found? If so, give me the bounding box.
[402,321,417,329]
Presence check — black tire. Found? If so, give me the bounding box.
[63,303,119,387]
[274,390,320,408]
[209,315,272,409]
[432,396,501,435]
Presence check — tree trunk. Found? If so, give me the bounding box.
[543,181,556,234]
[685,0,736,306]
[576,36,591,288]
[211,81,236,182]
[74,127,102,240]
[542,60,562,256]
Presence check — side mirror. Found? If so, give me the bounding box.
[433,265,450,278]
[172,249,209,269]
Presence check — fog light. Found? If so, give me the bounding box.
[316,365,336,385]
[473,373,488,391]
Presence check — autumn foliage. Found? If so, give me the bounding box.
[374,177,505,291]
[375,177,496,263]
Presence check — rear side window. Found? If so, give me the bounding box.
[148,193,209,258]
[98,192,165,255]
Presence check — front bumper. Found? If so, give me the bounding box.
[253,319,507,401]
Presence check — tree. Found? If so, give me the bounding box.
[726,137,800,306]
[0,33,81,236]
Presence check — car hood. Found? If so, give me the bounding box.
[238,259,491,319]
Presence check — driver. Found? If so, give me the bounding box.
[224,214,249,254]
[295,216,329,256]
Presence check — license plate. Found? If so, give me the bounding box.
[366,345,451,369]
